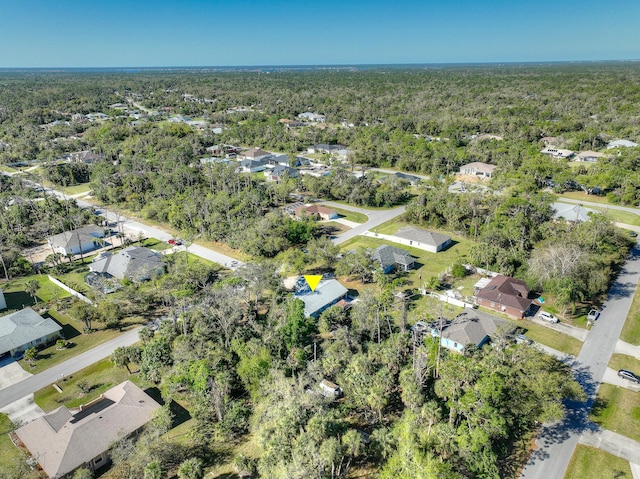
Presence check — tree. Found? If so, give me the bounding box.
[112,346,134,374]
[177,457,203,479]
[71,468,93,479]
[140,338,172,383]
[25,279,40,306]
[144,460,164,479]
[24,347,37,362]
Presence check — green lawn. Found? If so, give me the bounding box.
[590,383,640,442]
[140,237,173,251]
[620,283,640,345]
[518,319,584,356]
[0,414,41,479]
[558,203,640,227]
[34,358,150,412]
[556,191,614,205]
[564,445,632,479]
[609,354,640,374]
[331,207,368,224]
[60,183,92,196]
[1,275,71,310]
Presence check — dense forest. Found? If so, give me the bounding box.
[0,64,638,478]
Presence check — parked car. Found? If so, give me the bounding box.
[538,311,559,323]
[587,309,600,322]
[168,239,182,246]
[515,333,533,345]
[617,369,640,384]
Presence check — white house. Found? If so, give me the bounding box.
[607,139,638,149]
[576,150,605,162]
[48,225,107,256]
[372,226,452,253]
[540,147,574,159]
[459,162,497,179]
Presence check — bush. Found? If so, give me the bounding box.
[451,262,467,279]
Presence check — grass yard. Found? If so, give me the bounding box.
[518,318,584,356]
[620,281,640,345]
[556,191,614,205]
[1,275,71,310]
[34,358,150,412]
[556,202,640,227]
[339,232,473,291]
[564,445,632,479]
[0,414,40,479]
[590,383,640,442]
[331,207,368,224]
[60,183,92,196]
[140,237,173,251]
[608,354,640,374]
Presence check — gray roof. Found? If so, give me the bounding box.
[0,308,62,355]
[372,245,414,269]
[552,203,597,223]
[440,308,508,348]
[48,225,105,251]
[239,158,270,168]
[295,278,348,317]
[607,139,638,149]
[394,226,451,247]
[90,246,164,282]
[15,381,160,479]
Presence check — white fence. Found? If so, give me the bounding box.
[424,292,475,309]
[48,275,95,306]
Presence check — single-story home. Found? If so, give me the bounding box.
[394,172,422,185]
[295,278,348,318]
[307,144,345,154]
[319,379,343,399]
[239,147,272,161]
[238,158,270,173]
[66,150,105,164]
[540,147,574,159]
[474,275,533,319]
[552,203,597,223]
[431,308,508,353]
[15,381,160,478]
[607,139,638,149]
[0,308,62,359]
[265,165,298,182]
[388,227,451,253]
[298,112,326,123]
[89,246,164,283]
[269,154,292,167]
[371,245,414,273]
[458,162,497,179]
[576,150,605,162]
[48,225,107,256]
[295,204,338,221]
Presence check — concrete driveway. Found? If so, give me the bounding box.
[0,362,31,390]
[602,367,640,392]
[0,394,45,425]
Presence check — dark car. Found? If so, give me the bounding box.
[617,369,640,384]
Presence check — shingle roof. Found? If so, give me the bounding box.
[15,381,160,479]
[48,225,105,251]
[475,275,532,313]
[0,308,62,355]
[552,203,597,223]
[242,147,271,159]
[372,245,414,269]
[294,278,348,317]
[90,246,164,282]
[440,308,508,347]
[394,227,451,248]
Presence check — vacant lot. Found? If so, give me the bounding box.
[564,445,632,479]
[590,383,640,442]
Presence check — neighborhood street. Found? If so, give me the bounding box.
[558,197,640,216]
[521,239,640,479]
[0,327,141,410]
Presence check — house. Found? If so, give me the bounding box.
[269,154,292,167]
[48,225,107,256]
[576,150,605,162]
[0,308,62,359]
[474,275,533,319]
[372,245,415,273]
[199,157,230,166]
[607,139,638,149]
[431,308,508,353]
[389,227,451,253]
[67,150,105,164]
[239,147,272,162]
[294,278,348,318]
[265,165,298,182]
[295,204,338,221]
[459,162,497,179]
[14,381,161,478]
[89,246,164,283]
[298,112,326,123]
[0,289,6,310]
[394,172,422,185]
[540,147,575,159]
[86,112,109,121]
[552,203,597,223]
[238,158,270,173]
[319,379,343,399]
[307,144,345,154]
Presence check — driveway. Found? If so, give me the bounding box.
[602,367,640,392]
[615,339,640,360]
[528,316,588,341]
[0,362,31,391]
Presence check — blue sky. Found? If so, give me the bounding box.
[1,0,638,67]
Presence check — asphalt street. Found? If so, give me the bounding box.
[521,240,640,479]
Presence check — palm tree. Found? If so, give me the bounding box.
[25,280,40,306]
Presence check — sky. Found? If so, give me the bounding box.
[1,0,639,67]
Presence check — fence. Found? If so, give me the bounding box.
[48,275,95,306]
[424,292,475,309]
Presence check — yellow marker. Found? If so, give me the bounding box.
[303,275,323,292]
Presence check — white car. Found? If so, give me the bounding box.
[538,311,559,323]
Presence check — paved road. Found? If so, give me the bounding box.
[0,327,141,409]
[320,201,407,245]
[521,240,640,479]
[557,197,640,216]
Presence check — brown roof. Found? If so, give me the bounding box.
[15,381,160,478]
[295,205,336,217]
[475,275,532,313]
[242,147,271,159]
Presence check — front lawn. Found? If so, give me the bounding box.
[590,383,640,442]
[620,283,640,345]
[608,354,640,375]
[0,414,40,479]
[564,445,632,479]
[518,319,584,356]
[331,207,368,224]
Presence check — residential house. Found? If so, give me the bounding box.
[239,147,272,162]
[431,308,508,353]
[394,172,422,185]
[295,204,338,221]
[387,226,451,253]
[298,112,326,123]
[475,275,533,318]
[86,112,109,121]
[265,164,298,182]
[48,225,107,256]
[0,289,6,310]
[0,308,62,359]
[607,139,638,149]
[540,147,575,159]
[199,157,230,166]
[307,144,346,154]
[239,158,270,173]
[269,154,292,167]
[294,278,348,318]
[89,246,164,283]
[576,150,605,162]
[67,150,105,164]
[372,245,415,273]
[458,162,497,179]
[552,203,597,223]
[319,379,343,399]
[15,381,160,478]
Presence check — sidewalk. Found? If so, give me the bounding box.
[580,428,640,467]
[615,339,640,360]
